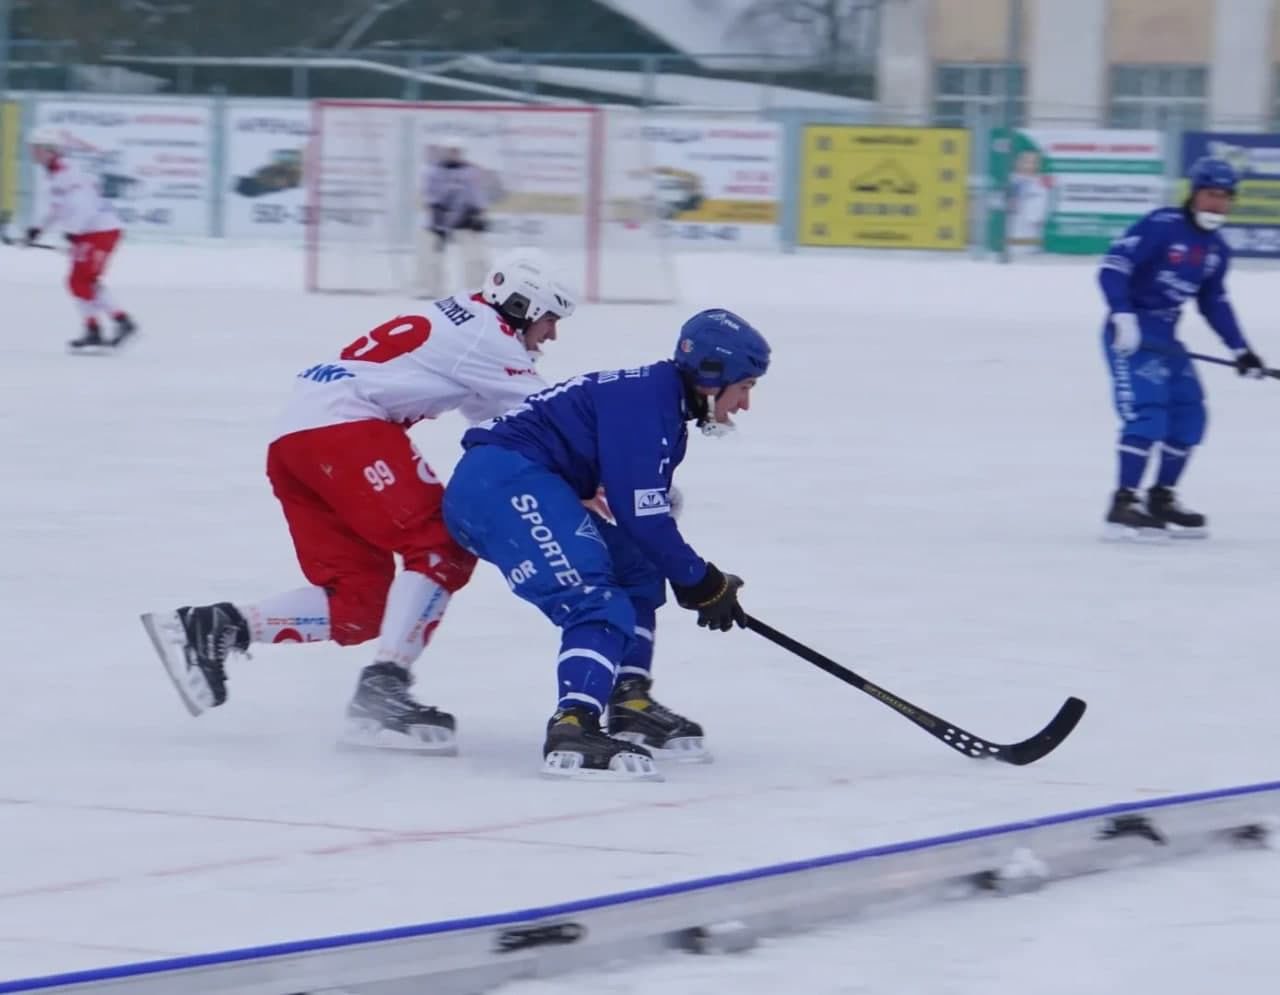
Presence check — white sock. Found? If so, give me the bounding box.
[242,586,331,644]
[75,298,97,322]
[94,285,120,318]
[374,571,451,669]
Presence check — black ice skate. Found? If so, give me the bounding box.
[1146,486,1208,538]
[607,676,711,763]
[109,314,138,348]
[67,323,108,355]
[542,707,661,781]
[1103,487,1167,541]
[341,662,457,755]
[140,603,250,716]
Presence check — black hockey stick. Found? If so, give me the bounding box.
[1186,350,1280,380]
[743,615,1086,766]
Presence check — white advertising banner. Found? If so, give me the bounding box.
[639,118,781,249]
[32,100,212,236]
[223,103,312,238]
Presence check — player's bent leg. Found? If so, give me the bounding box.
[594,518,710,762]
[340,569,458,755]
[1149,361,1210,538]
[444,447,660,781]
[1102,345,1171,542]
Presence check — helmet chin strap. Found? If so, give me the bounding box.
[696,386,736,437]
[1194,210,1226,231]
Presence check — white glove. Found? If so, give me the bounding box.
[1110,313,1141,357]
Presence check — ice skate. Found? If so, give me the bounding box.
[1146,486,1208,539]
[1102,487,1168,542]
[67,323,109,356]
[607,676,711,763]
[340,662,457,755]
[109,314,138,348]
[542,707,662,782]
[140,602,250,715]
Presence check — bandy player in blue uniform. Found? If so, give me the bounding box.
[1099,156,1266,538]
[442,309,770,781]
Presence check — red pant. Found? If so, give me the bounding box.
[266,420,477,646]
[68,229,122,301]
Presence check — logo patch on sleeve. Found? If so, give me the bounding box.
[633,488,671,517]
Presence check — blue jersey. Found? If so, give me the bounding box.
[460,360,705,588]
[1098,207,1244,349]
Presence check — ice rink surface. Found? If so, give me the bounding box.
[3,243,1279,990]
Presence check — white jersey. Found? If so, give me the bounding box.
[422,161,500,230]
[275,293,549,440]
[39,159,121,236]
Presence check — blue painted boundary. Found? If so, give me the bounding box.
[4,778,1278,992]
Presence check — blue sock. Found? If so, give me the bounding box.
[1117,435,1153,489]
[616,604,657,683]
[1155,442,1191,488]
[557,621,630,714]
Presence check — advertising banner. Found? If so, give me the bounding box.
[797,126,969,250]
[986,129,1164,255]
[1,101,18,219]
[31,100,212,236]
[223,103,312,238]
[1181,132,1280,257]
[638,118,780,249]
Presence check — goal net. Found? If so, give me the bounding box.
[305,101,678,303]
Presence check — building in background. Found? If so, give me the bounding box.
[880,0,1280,132]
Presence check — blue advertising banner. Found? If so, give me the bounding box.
[1182,132,1280,257]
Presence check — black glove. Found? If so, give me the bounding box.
[1235,349,1266,379]
[672,563,746,632]
[24,226,41,247]
[428,204,450,246]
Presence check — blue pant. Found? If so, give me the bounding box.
[1102,333,1207,446]
[442,445,665,712]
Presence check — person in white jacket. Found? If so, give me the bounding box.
[25,126,137,352]
[141,248,577,756]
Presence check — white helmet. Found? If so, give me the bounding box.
[481,248,578,325]
[27,125,61,149]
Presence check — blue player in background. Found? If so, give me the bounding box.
[1099,156,1266,539]
[442,309,770,781]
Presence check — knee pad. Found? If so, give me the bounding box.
[559,585,637,643]
[403,536,477,594]
[1121,403,1168,443]
[327,576,391,646]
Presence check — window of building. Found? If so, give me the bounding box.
[1107,65,1207,132]
[933,62,1026,129]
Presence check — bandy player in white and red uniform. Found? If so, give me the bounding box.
[26,126,137,351]
[141,248,577,753]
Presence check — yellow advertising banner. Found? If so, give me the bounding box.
[0,101,18,216]
[798,126,969,249]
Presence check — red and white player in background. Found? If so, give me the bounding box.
[141,248,576,754]
[25,126,137,352]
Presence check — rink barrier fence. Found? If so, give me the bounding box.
[2,779,1277,995]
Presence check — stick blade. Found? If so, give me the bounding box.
[998,696,1087,766]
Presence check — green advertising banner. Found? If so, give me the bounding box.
[987,129,1165,255]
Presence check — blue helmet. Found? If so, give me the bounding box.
[1188,156,1238,194]
[673,309,771,390]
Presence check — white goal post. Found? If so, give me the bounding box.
[304,100,678,303]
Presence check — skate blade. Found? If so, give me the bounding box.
[614,731,713,764]
[67,343,114,357]
[338,718,458,756]
[540,749,664,782]
[139,611,214,717]
[1100,523,1170,543]
[1165,524,1209,539]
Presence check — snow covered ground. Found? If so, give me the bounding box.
[2,242,1278,989]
